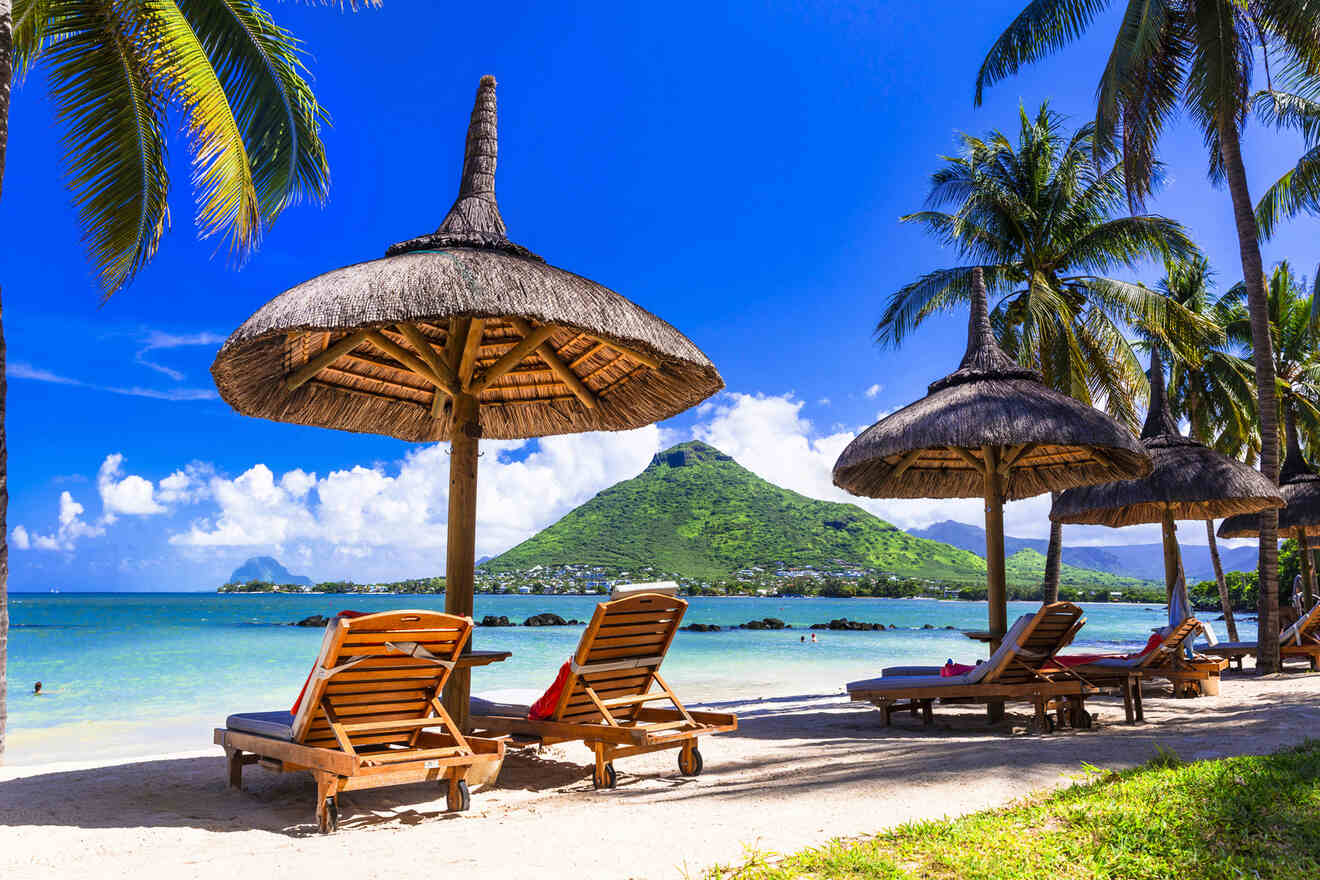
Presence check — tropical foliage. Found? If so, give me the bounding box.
[975,0,1320,671]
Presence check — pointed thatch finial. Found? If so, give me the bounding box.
[1140,348,1181,440]
[437,75,506,239]
[385,76,541,260]
[928,267,1041,393]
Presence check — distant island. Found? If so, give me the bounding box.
[227,556,313,587]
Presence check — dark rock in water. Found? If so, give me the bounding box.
[944,625,956,630]
[741,617,787,630]
[684,623,722,632]
[1216,615,1225,621]
[888,624,898,629]
[921,623,934,629]
[815,618,886,631]
[293,615,329,627]
[523,613,581,626]
[480,615,513,627]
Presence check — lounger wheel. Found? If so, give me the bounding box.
[593,763,617,790]
[446,779,471,812]
[319,797,339,834]
[678,746,703,776]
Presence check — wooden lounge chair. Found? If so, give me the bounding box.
[847,602,1094,733]
[1197,601,1320,671]
[1064,617,1228,723]
[215,610,505,833]
[469,590,737,789]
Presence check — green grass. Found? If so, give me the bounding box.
[704,742,1320,880]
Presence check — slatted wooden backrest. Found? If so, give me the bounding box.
[1140,617,1202,668]
[290,611,472,751]
[1287,601,1320,644]
[990,602,1085,685]
[550,593,687,725]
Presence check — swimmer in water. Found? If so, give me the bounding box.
[33,681,43,696]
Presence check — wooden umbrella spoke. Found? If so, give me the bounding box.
[285,329,371,391]
[510,317,597,409]
[396,323,461,392]
[468,322,558,393]
[458,318,486,387]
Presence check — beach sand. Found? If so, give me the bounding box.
[3,667,1319,880]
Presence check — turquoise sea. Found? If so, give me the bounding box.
[5,593,1249,765]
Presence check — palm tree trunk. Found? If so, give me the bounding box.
[1206,518,1238,642]
[1042,494,1062,603]
[1219,119,1281,674]
[0,0,12,761]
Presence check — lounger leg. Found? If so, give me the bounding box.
[877,700,891,727]
[1032,696,1047,733]
[1133,679,1144,722]
[225,747,244,790]
[987,700,1005,724]
[1121,679,1135,724]
[314,773,340,834]
[920,699,934,726]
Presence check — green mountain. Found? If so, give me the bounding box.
[483,441,989,581]
[1003,549,1152,592]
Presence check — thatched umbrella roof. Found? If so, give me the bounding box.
[1218,414,1320,538]
[209,76,722,731]
[1051,348,1283,528]
[212,76,722,442]
[833,268,1148,671]
[833,271,1150,501]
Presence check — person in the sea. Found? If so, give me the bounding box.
[800,635,805,643]
[810,633,818,643]
[33,681,42,696]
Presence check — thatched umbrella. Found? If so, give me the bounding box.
[833,268,1150,653]
[1219,411,1320,608]
[212,77,723,726]
[1052,348,1283,607]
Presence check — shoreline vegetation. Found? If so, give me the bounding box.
[706,741,1320,880]
[215,563,1277,612]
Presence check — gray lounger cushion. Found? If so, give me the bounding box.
[881,665,944,677]
[1199,641,1251,653]
[226,710,295,741]
[470,696,532,718]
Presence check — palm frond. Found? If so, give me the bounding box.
[975,0,1114,105]
[149,0,260,254]
[173,0,330,242]
[43,0,170,297]
[12,0,56,80]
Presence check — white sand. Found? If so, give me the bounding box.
[3,668,1319,880]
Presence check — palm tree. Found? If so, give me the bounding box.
[0,0,368,758]
[974,1,1320,672]
[1161,256,1257,641]
[878,104,1201,602]
[1226,262,1320,609]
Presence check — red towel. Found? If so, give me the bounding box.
[1055,632,1166,668]
[940,661,976,677]
[290,610,369,717]
[528,660,573,720]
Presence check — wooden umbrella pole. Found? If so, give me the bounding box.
[1160,508,1180,604]
[982,446,1007,725]
[1298,528,1315,609]
[443,392,480,731]
[982,446,1007,648]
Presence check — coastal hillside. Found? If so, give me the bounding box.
[908,519,1255,582]
[483,441,991,582]
[1003,549,1152,592]
[227,556,312,587]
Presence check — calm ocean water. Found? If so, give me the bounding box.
[5,593,1249,765]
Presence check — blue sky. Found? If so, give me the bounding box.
[3,1,1315,590]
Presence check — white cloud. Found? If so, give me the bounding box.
[17,491,106,551]
[98,454,166,520]
[169,426,662,562]
[10,361,216,401]
[135,331,226,381]
[817,397,831,406]
[864,383,883,399]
